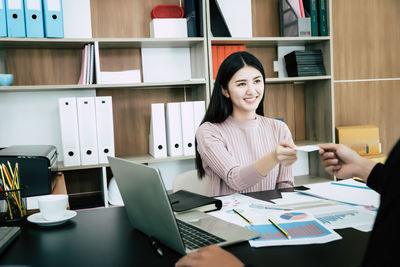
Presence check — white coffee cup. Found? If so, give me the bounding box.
[38,194,68,221]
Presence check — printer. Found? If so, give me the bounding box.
[0,145,58,197]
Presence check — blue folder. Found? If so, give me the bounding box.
[6,0,26,37]
[42,0,63,38]
[23,0,44,37]
[0,0,7,36]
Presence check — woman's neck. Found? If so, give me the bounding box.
[231,110,257,120]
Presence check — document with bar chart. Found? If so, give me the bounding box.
[246,217,341,247]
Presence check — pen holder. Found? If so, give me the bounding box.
[0,187,27,222]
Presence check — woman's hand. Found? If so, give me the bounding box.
[275,141,298,167]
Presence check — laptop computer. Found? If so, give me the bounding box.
[108,157,258,255]
[0,226,20,254]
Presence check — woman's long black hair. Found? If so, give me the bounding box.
[196,51,266,178]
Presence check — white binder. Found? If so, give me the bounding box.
[62,0,92,38]
[93,41,101,84]
[95,96,115,164]
[180,102,195,156]
[193,100,206,132]
[58,97,81,166]
[165,102,183,157]
[77,97,99,165]
[149,103,167,158]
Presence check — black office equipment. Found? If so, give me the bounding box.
[0,145,57,197]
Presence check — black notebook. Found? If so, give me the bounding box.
[168,190,223,213]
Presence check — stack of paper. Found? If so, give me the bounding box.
[301,179,380,207]
[208,193,342,247]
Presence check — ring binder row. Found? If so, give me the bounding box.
[2,0,64,38]
[149,101,206,159]
[58,96,115,167]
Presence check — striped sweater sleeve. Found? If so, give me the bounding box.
[275,122,295,188]
[196,123,265,191]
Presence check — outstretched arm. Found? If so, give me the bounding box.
[319,143,377,182]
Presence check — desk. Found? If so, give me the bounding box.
[0,190,370,267]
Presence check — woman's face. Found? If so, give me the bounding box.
[222,65,264,120]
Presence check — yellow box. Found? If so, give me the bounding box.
[363,153,386,164]
[353,154,386,181]
[336,125,381,155]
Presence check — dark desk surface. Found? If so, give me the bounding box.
[0,190,370,267]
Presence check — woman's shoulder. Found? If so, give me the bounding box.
[197,121,223,137]
[257,115,289,130]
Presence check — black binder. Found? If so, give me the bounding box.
[168,190,223,213]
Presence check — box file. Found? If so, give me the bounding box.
[193,100,205,132]
[166,102,183,157]
[279,0,311,37]
[180,102,195,156]
[58,97,81,167]
[6,0,26,37]
[0,0,7,37]
[77,97,99,165]
[95,96,115,164]
[42,0,63,38]
[150,18,187,38]
[149,103,167,158]
[23,0,44,37]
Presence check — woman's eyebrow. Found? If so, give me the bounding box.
[234,79,248,83]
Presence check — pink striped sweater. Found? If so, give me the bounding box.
[196,115,295,196]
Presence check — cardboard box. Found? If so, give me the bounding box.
[363,153,386,164]
[336,125,381,156]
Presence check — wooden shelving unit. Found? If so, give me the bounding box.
[0,0,335,207]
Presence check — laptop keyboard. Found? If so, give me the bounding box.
[0,226,21,254]
[176,219,225,250]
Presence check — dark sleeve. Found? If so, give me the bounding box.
[366,163,384,194]
[366,139,400,194]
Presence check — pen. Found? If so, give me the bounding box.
[232,209,252,225]
[250,203,293,211]
[149,236,164,257]
[268,218,291,239]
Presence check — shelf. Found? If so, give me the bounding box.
[266,76,331,84]
[97,38,205,49]
[294,175,333,186]
[58,154,195,171]
[121,154,195,164]
[210,36,330,47]
[0,37,205,49]
[0,79,207,92]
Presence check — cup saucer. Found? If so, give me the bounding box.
[27,210,77,227]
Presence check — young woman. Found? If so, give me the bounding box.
[195,51,297,196]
